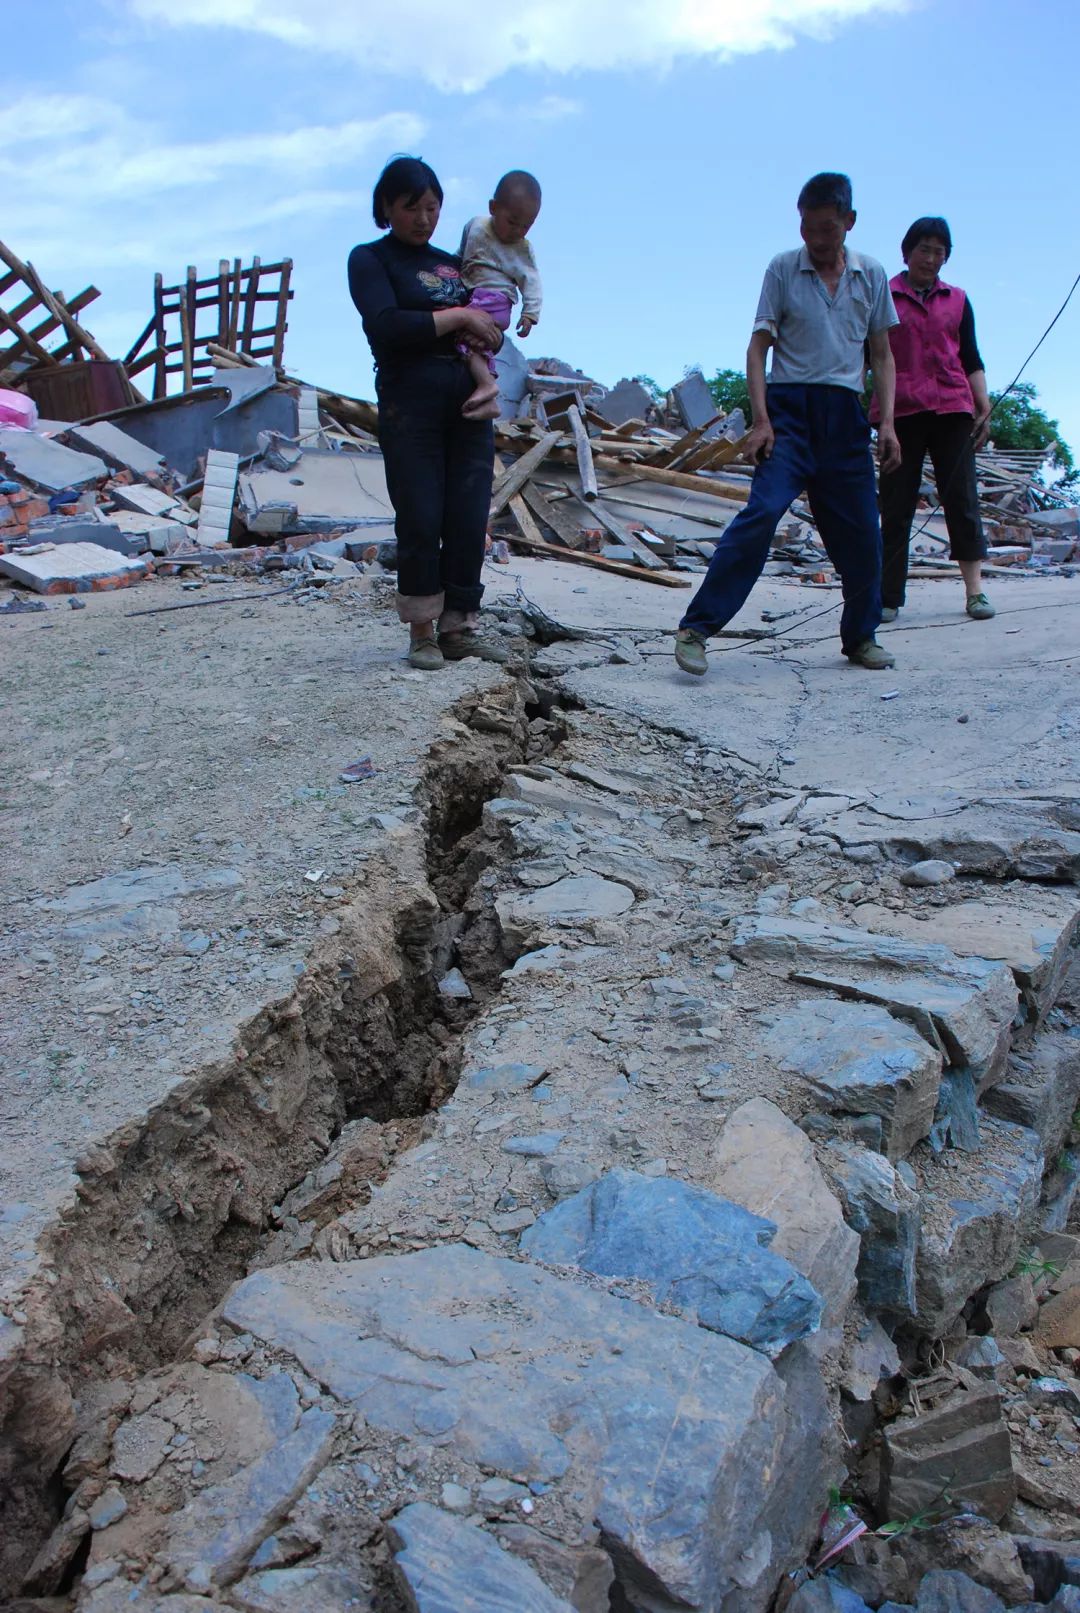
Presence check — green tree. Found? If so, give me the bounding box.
[988,381,1075,480]
[706,367,752,420]
[631,374,666,406]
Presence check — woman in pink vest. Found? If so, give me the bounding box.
[875,217,994,621]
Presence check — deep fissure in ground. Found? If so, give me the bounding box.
[0,675,567,1598]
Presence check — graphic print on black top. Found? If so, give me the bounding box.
[417,264,465,306]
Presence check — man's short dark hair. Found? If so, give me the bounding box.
[372,156,443,229]
[901,216,952,261]
[494,169,542,205]
[797,172,853,214]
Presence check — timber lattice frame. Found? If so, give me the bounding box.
[124,258,293,398]
[0,237,110,375]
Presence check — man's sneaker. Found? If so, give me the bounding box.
[966,593,995,621]
[674,627,708,676]
[407,636,444,671]
[437,629,510,664]
[879,606,899,623]
[846,638,896,670]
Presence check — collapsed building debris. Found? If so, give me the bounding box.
[0,229,1075,618]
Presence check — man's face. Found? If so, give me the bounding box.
[489,191,540,246]
[799,205,856,265]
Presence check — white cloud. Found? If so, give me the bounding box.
[125,0,908,91]
[0,99,424,278]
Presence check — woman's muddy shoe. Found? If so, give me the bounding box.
[437,629,510,664]
[846,638,896,670]
[879,606,899,623]
[674,627,708,676]
[966,592,995,620]
[407,636,445,671]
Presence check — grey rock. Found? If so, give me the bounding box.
[982,1035,1080,1159]
[1026,1376,1080,1415]
[496,875,634,949]
[913,1568,1006,1611]
[159,1406,335,1590]
[953,1336,1008,1379]
[223,1244,805,1610]
[788,1579,875,1611]
[928,1070,981,1153]
[731,915,1019,1092]
[505,770,624,821]
[88,1486,128,1530]
[502,1133,565,1157]
[824,1143,921,1321]
[708,1098,860,1327]
[463,1062,545,1093]
[882,1388,1016,1525]
[228,1565,373,1611]
[973,1274,1038,1338]
[521,1168,823,1357]
[437,968,472,999]
[915,1119,1043,1336]
[758,999,941,1160]
[389,1503,574,1611]
[441,1481,472,1513]
[841,1317,901,1402]
[497,1522,614,1612]
[901,860,956,887]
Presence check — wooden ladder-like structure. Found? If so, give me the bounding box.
[124,258,293,399]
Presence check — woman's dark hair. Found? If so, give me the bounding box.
[797,172,853,214]
[372,156,443,229]
[902,216,952,261]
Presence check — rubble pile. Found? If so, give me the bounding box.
[1,230,1074,621]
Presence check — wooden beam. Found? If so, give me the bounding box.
[520,482,593,549]
[505,528,691,587]
[488,430,560,517]
[567,404,598,501]
[0,300,55,364]
[584,499,669,570]
[595,456,752,502]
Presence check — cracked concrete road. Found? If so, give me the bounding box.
[505,558,1080,798]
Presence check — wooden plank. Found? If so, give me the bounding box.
[595,456,752,502]
[567,404,597,501]
[488,430,560,517]
[520,482,591,550]
[179,267,196,392]
[655,418,723,468]
[505,527,691,587]
[613,417,648,437]
[584,499,669,569]
[19,258,111,360]
[0,300,55,364]
[271,259,291,367]
[152,272,168,399]
[240,256,261,354]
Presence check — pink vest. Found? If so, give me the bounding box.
[871,274,974,422]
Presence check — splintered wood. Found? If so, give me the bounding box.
[486,405,752,587]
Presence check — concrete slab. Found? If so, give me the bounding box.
[239,450,393,531]
[0,542,150,593]
[0,430,107,493]
[59,423,167,481]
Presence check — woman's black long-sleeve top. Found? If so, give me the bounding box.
[347,235,469,374]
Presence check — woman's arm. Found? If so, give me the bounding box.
[959,298,992,448]
[347,246,502,356]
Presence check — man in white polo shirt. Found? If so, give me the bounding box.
[675,172,902,675]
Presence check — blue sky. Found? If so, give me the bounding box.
[8,0,1080,452]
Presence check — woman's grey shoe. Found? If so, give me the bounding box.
[674,627,708,676]
[880,606,899,623]
[407,636,445,671]
[846,638,896,670]
[437,629,510,663]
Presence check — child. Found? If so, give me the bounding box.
[457,170,542,419]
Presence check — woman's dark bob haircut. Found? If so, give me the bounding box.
[902,216,952,261]
[373,156,443,230]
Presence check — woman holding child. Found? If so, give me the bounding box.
[348,156,541,671]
